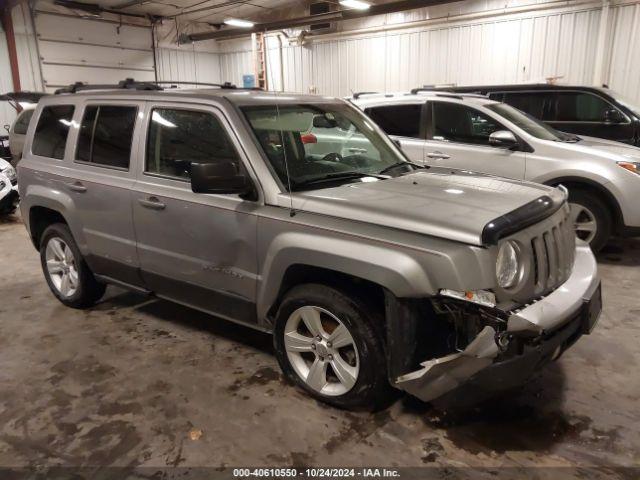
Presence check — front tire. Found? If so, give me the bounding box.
[40,223,106,308]
[568,190,611,252]
[273,284,393,410]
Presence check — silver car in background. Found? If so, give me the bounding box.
[352,90,640,251]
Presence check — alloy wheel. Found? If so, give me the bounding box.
[45,237,79,298]
[569,202,597,244]
[283,305,359,396]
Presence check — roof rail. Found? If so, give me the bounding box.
[54,78,247,95]
[352,91,382,99]
[155,80,242,89]
[55,78,162,94]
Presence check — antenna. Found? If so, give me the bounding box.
[264,30,295,217]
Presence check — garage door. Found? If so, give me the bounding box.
[33,12,155,92]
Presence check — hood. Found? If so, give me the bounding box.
[564,135,640,162]
[292,168,564,246]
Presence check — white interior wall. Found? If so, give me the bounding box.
[216,0,640,104]
[0,21,16,129]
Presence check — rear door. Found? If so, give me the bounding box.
[423,100,526,179]
[363,102,426,162]
[65,100,145,287]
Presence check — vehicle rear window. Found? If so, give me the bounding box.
[77,105,137,169]
[13,109,35,135]
[365,104,422,138]
[145,108,240,180]
[32,105,75,159]
[501,92,556,120]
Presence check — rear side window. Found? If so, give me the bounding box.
[77,105,137,169]
[146,108,240,180]
[502,92,556,120]
[555,92,612,122]
[32,105,75,159]
[13,109,35,135]
[365,104,422,138]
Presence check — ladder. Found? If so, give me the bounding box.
[253,32,268,90]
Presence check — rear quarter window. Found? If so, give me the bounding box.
[32,105,75,159]
[13,109,35,135]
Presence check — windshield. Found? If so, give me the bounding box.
[242,103,410,191]
[606,88,640,118]
[486,103,578,142]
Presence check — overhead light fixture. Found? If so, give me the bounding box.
[339,0,371,10]
[224,18,255,28]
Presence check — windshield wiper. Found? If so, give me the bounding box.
[378,161,422,176]
[292,171,385,190]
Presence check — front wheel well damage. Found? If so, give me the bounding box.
[29,206,68,250]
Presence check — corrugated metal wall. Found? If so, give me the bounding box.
[155,48,222,85]
[605,3,640,101]
[217,1,640,104]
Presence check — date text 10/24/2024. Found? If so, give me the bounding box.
[233,468,401,478]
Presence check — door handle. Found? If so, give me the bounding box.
[426,151,451,160]
[138,196,166,210]
[66,181,87,193]
[348,147,367,154]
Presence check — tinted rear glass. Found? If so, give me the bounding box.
[14,109,35,135]
[365,104,422,138]
[76,105,137,169]
[32,105,75,159]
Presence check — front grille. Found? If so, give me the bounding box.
[529,210,575,296]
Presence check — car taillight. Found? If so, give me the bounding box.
[301,133,317,144]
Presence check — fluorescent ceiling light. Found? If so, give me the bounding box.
[339,0,370,10]
[224,18,255,28]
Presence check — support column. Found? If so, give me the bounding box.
[1,3,22,94]
[592,0,611,87]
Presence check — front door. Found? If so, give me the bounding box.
[132,103,259,326]
[423,100,526,180]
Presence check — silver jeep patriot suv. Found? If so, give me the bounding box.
[18,81,602,409]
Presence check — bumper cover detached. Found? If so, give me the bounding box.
[395,243,602,405]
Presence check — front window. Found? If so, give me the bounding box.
[431,102,505,146]
[242,103,410,191]
[486,103,577,142]
[605,88,640,118]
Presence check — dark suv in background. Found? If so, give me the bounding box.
[447,84,640,146]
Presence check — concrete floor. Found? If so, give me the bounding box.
[0,213,639,476]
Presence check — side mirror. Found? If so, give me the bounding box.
[489,130,519,149]
[604,109,625,124]
[191,161,251,195]
[3,124,9,134]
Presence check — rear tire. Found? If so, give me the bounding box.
[568,190,611,252]
[273,284,394,410]
[40,223,106,308]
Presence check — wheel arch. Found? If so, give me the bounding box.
[543,176,623,231]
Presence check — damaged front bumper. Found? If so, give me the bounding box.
[394,242,601,404]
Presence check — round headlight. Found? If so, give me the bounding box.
[496,241,520,289]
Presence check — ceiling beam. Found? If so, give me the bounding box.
[185,0,458,42]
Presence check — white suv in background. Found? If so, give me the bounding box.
[351,90,640,251]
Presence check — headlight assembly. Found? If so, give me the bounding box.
[496,241,521,289]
